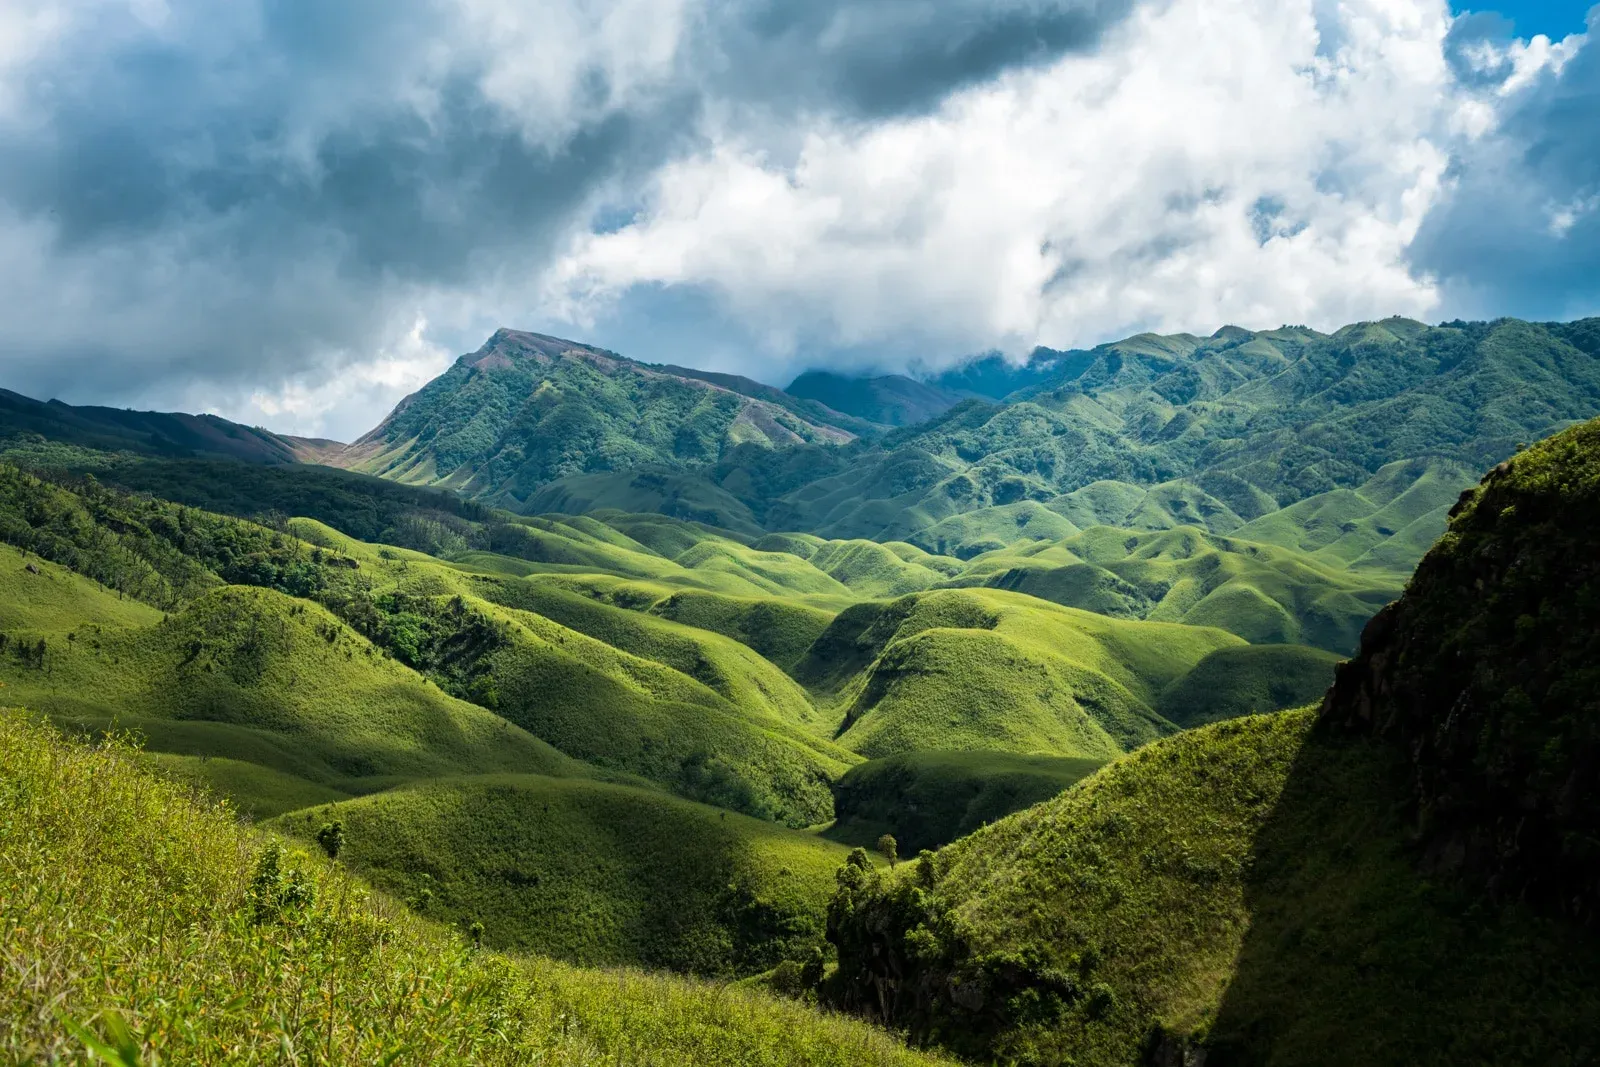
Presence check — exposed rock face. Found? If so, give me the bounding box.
[1321,418,1600,922]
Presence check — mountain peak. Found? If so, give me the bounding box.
[465,328,612,370]
[325,328,858,508]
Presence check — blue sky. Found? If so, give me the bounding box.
[1465,0,1593,36]
[0,0,1596,438]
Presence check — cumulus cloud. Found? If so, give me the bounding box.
[551,0,1481,370]
[0,0,1594,437]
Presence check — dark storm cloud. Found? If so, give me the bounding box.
[1413,8,1600,319]
[0,0,1141,416]
[0,0,710,409]
[709,0,1136,118]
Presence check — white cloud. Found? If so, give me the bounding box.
[547,0,1469,365]
[235,316,454,440]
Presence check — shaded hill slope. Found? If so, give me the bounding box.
[826,711,1600,1066]
[828,749,1105,853]
[1321,414,1600,920]
[0,386,297,463]
[786,371,964,428]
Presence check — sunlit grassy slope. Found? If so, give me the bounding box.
[0,582,584,816]
[827,711,1600,1066]
[278,521,857,828]
[0,711,950,1067]
[952,525,1401,652]
[0,464,1358,832]
[794,588,1242,759]
[271,772,856,974]
[0,541,163,631]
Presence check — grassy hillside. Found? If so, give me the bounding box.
[272,773,856,974]
[798,588,1239,760]
[0,710,950,1066]
[0,468,859,826]
[824,712,1600,1065]
[953,525,1402,652]
[0,582,583,816]
[828,749,1105,853]
[0,541,162,631]
[320,329,857,510]
[282,521,855,827]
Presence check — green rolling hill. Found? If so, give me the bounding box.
[818,413,1600,1066]
[0,566,586,817]
[951,525,1402,652]
[0,710,950,1066]
[797,588,1242,759]
[271,772,857,974]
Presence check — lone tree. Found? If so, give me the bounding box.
[876,833,899,867]
[315,820,345,860]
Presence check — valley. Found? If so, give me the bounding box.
[3,313,1599,1064]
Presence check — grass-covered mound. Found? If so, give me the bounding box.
[0,711,949,1066]
[955,526,1401,652]
[798,589,1238,760]
[1323,414,1600,920]
[474,579,823,728]
[272,773,855,974]
[0,583,581,816]
[828,750,1104,853]
[647,587,835,673]
[0,469,855,826]
[822,711,1600,1065]
[1155,643,1339,728]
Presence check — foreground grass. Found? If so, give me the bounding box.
[0,710,949,1066]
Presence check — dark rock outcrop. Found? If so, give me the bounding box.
[1321,418,1600,922]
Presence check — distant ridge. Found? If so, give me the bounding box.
[0,386,297,464]
[786,370,965,427]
